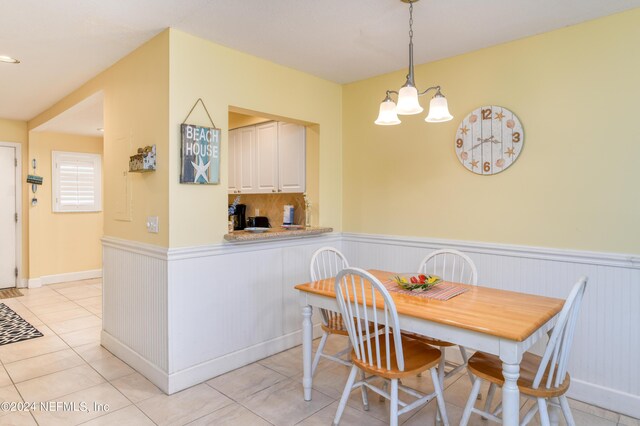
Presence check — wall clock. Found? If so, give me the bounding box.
[455,105,524,175]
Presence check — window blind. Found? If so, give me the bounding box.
[52,152,102,212]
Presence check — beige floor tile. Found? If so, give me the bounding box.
[28,301,83,316]
[0,365,12,387]
[4,348,84,383]
[48,314,102,335]
[59,325,102,347]
[294,362,353,400]
[0,384,23,412]
[90,308,103,318]
[18,294,70,309]
[240,378,333,426]
[74,342,114,363]
[519,403,618,426]
[16,364,105,402]
[55,286,102,301]
[31,382,131,426]
[206,362,288,401]
[344,377,416,425]
[110,372,163,403]
[137,383,233,426]
[188,403,270,426]
[0,335,69,364]
[569,397,621,422]
[299,400,388,426]
[49,280,95,290]
[0,410,37,425]
[404,400,484,425]
[90,356,135,381]
[81,405,155,425]
[37,306,93,324]
[75,296,102,309]
[257,346,303,377]
[620,414,640,426]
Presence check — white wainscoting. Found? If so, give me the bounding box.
[101,234,338,394]
[341,233,640,419]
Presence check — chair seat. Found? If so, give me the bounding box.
[401,332,457,347]
[468,351,570,398]
[322,314,381,336]
[352,335,441,379]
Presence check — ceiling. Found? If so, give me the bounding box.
[1,0,639,125]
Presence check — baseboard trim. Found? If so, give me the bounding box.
[569,378,640,419]
[101,331,169,393]
[35,269,102,286]
[166,324,322,394]
[342,232,640,269]
[27,278,42,289]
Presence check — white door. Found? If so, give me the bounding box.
[277,122,306,193]
[255,122,279,193]
[0,146,16,289]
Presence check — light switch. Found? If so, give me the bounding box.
[146,216,159,233]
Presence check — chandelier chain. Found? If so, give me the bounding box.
[409,2,414,43]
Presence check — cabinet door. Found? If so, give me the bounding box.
[277,122,306,193]
[255,122,279,193]
[238,126,256,193]
[228,129,238,194]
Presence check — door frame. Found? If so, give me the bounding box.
[0,141,22,288]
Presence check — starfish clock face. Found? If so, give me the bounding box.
[455,106,524,175]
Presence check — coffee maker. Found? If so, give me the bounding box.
[233,204,246,230]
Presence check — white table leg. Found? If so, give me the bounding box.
[501,362,520,426]
[302,304,313,401]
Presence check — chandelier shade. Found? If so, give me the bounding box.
[374,0,452,126]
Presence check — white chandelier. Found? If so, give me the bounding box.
[375,0,453,126]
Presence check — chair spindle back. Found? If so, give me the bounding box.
[418,249,478,285]
[310,247,350,326]
[532,277,588,390]
[334,268,405,372]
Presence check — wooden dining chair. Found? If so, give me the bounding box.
[332,268,449,426]
[309,247,352,376]
[404,249,479,388]
[459,277,588,426]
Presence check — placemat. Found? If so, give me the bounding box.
[383,279,469,301]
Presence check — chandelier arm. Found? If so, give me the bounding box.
[417,86,441,97]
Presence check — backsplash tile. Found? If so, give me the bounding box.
[228,193,306,228]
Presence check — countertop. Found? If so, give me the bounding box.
[224,226,333,242]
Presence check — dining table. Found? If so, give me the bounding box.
[295,269,565,426]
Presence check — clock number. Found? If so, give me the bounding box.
[483,162,491,172]
[456,138,463,148]
[482,108,492,120]
[512,132,521,143]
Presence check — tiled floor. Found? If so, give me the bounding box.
[0,279,637,425]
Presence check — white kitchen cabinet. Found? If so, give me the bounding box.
[255,122,279,193]
[278,122,306,193]
[228,129,238,193]
[228,121,305,194]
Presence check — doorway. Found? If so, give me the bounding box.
[0,143,20,289]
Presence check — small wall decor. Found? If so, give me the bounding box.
[455,105,524,175]
[27,159,42,206]
[129,145,156,172]
[180,98,220,184]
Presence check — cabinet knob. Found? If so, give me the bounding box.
[272,189,276,193]
[278,189,282,192]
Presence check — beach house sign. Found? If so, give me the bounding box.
[180,123,220,184]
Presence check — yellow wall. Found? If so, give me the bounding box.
[228,112,269,129]
[28,132,103,277]
[29,31,170,246]
[0,118,29,278]
[343,9,640,254]
[168,30,342,246]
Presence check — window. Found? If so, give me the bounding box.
[52,151,102,212]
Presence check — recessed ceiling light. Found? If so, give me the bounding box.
[0,55,20,64]
[97,128,104,132]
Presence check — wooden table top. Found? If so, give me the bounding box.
[295,269,564,342]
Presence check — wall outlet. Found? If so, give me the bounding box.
[255,208,260,216]
[146,216,159,233]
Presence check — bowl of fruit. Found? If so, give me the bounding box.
[391,273,442,292]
